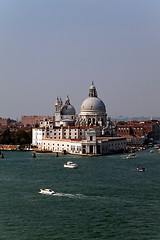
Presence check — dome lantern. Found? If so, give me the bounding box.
[88,82,98,98]
[65,96,70,105]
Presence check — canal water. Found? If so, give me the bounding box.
[0,150,160,240]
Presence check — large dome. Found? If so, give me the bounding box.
[81,97,106,112]
[60,104,76,115]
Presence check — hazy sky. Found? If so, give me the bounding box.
[1,0,160,120]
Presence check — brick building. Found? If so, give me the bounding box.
[0,118,12,125]
[21,116,54,126]
[117,120,160,141]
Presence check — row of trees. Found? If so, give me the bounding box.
[0,129,32,145]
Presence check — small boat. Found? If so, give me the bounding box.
[148,143,153,147]
[64,161,78,169]
[136,167,145,172]
[32,152,36,158]
[154,145,160,149]
[150,150,154,153]
[39,189,55,195]
[126,153,136,159]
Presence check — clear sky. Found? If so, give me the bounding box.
[1,0,160,120]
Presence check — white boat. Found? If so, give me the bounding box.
[136,167,145,172]
[64,161,78,169]
[150,150,154,153]
[126,153,136,159]
[39,189,55,195]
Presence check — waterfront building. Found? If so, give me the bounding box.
[117,120,160,145]
[41,136,126,155]
[32,83,126,155]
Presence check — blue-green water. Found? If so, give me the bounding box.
[0,150,160,240]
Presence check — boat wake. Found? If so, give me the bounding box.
[51,192,89,199]
[40,191,105,200]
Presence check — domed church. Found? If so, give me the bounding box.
[32,82,126,155]
[54,82,107,129]
[79,82,107,127]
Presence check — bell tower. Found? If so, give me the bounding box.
[55,97,63,126]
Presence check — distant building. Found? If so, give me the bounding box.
[21,116,54,127]
[32,83,126,155]
[0,118,12,125]
[117,120,160,145]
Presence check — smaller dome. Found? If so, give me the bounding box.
[60,104,76,115]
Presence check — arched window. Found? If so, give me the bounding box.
[101,118,104,125]
[88,118,91,126]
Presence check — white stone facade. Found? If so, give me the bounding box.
[38,135,126,155]
[32,128,44,146]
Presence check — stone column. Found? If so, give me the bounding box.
[94,145,97,155]
[86,145,90,154]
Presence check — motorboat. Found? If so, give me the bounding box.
[126,153,136,159]
[150,150,154,153]
[39,189,55,195]
[64,161,78,169]
[136,167,145,172]
[32,152,36,158]
[154,145,160,149]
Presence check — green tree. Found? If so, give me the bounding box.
[0,129,32,145]
[2,129,12,144]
